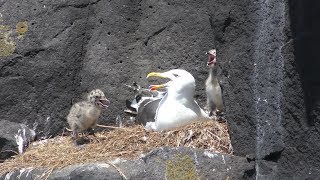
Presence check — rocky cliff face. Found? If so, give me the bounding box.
[0,0,319,179]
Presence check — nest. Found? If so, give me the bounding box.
[0,119,232,175]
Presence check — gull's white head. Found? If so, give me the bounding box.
[147,69,195,97]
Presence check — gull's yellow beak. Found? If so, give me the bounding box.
[146,72,166,78]
[148,84,166,91]
[147,72,168,91]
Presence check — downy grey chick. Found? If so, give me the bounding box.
[124,81,166,126]
[67,89,110,140]
[205,49,224,116]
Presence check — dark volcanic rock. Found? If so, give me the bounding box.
[1,0,320,179]
[212,0,320,179]
[0,0,98,138]
[48,163,123,180]
[1,168,48,180]
[1,147,254,180]
[0,120,35,163]
[0,0,215,138]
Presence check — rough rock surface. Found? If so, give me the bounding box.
[0,0,216,138]
[0,0,320,179]
[0,120,35,163]
[1,147,255,180]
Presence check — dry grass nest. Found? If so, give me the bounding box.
[0,119,232,175]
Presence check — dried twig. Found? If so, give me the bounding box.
[96,124,125,129]
[0,150,19,155]
[106,162,128,180]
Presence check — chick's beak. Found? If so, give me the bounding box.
[98,98,110,108]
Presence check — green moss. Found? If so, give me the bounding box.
[0,25,16,57]
[16,21,28,39]
[165,154,199,180]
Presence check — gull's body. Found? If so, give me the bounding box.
[146,69,208,131]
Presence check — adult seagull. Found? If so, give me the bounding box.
[145,69,208,131]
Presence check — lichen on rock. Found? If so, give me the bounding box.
[16,21,28,39]
[165,154,199,180]
[0,20,28,57]
[0,25,16,57]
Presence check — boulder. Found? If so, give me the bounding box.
[1,147,255,180]
[0,120,35,163]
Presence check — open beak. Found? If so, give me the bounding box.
[207,49,217,67]
[147,71,172,91]
[148,84,166,91]
[97,98,110,109]
[207,56,216,66]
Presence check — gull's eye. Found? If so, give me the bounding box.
[173,73,179,77]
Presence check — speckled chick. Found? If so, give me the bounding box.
[67,89,110,140]
[205,49,224,116]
